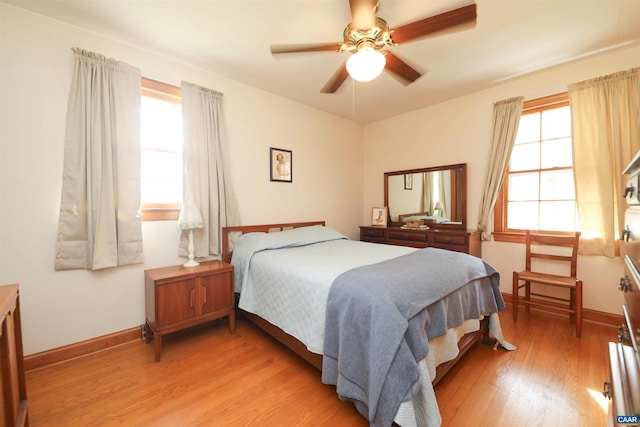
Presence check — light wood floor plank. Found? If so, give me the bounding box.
[25,309,614,426]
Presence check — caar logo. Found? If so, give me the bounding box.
[617,415,639,425]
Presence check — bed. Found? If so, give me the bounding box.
[221,221,507,427]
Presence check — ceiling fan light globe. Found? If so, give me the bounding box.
[346,48,386,82]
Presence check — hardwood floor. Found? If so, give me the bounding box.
[25,309,615,426]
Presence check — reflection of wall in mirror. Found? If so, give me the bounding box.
[389,173,423,221]
[388,172,451,221]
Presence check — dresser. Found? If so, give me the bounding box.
[360,226,481,257]
[144,261,235,362]
[605,157,640,424]
[0,284,28,427]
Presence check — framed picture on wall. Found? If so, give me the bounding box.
[270,147,292,182]
[371,207,388,227]
[404,174,413,190]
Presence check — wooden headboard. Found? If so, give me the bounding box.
[398,211,429,220]
[221,221,326,263]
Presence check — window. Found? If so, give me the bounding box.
[140,78,182,221]
[493,93,577,241]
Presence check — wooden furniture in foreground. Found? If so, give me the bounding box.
[0,284,28,427]
[512,230,582,338]
[144,261,235,362]
[360,226,481,257]
[609,255,640,424]
[605,154,640,423]
[221,221,489,386]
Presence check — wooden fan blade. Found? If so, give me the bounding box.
[321,62,349,93]
[384,52,421,85]
[270,43,341,54]
[349,0,377,30]
[391,3,477,44]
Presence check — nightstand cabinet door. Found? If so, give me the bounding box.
[156,279,197,326]
[200,274,233,317]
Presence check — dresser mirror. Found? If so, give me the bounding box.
[384,163,467,229]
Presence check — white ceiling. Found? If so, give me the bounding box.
[4,0,640,123]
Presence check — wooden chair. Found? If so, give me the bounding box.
[512,230,583,338]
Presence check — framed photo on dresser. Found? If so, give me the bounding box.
[371,207,388,227]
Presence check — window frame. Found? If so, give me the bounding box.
[140,77,182,221]
[493,92,573,243]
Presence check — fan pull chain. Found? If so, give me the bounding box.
[352,79,356,116]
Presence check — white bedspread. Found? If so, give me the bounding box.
[236,238,415,353]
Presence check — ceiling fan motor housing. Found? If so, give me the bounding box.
[341,17,394,53]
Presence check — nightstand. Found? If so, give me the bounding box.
[144,260,235,362]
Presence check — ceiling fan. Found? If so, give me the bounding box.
[270,0,477,93]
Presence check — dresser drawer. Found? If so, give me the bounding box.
[606,342,640,424]
[432,233,467,246]
[360,227,386,243]
[622,258,640,351]
[388,230,428,243]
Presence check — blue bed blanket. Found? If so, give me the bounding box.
[321,248,504,427]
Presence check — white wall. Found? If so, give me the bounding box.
[363,44,640,315]
[0,4,363,355]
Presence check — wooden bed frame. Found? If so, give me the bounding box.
[221,221,490,385]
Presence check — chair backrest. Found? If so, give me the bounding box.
[525,230,581,277]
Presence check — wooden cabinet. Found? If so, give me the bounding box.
[606,257,640,425]
[605,157,640,423]
[360,226,481,257]
[0,284,28,427]
[144,261,235,362]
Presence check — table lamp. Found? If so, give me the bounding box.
[178,201,205,267]
[434,201,444,217]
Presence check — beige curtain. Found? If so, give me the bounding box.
[477,96,524,240]
[437,170,448,218]
[569,67,640,257]
[55,48,143,270]
[421,172,433,214]
[179,81,240,258]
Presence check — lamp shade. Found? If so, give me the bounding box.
[178,201,204,230]
[433,201,444,217]
[346,47,386,82]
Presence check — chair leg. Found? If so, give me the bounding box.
[569,289,575,323]
[512,272,519,322]
[524,281,531,313]
[575,280,583,338]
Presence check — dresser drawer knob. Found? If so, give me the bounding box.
[619,276,632,292]
[618,324,630,343]
[602,380,612,399]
